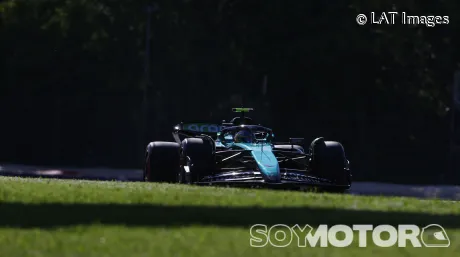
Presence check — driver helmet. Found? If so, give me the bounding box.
[234,129,254,143]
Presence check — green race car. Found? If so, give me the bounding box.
[144,108,352,192]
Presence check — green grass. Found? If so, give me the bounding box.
[0,177,459,257]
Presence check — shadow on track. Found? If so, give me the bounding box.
[0,203,459,229]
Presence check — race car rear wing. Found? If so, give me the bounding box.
[174,123,222,133]
[172,122,221,143]
[171,107,257,143]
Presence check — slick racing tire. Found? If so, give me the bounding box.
[309,137,351,187]
[179,138,215,184]
[144,141,181,182]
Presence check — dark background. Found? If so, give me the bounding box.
[1,1,460,184]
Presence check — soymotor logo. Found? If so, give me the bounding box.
[250,224,450,248]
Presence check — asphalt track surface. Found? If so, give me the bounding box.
[1,163,460,201]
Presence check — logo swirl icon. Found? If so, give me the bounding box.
[421,224,450,247]
[356,14,367,25]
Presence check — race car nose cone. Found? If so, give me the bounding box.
[264,173,281,183]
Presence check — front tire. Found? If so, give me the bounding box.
[309,137,351,189]
[179,138,215,184]
[144,141,180,182]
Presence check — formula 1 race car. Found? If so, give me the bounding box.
[144,108,352,192]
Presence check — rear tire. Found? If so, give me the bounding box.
[144,141,180,182]
[309,137,351,189]
[179,138,215,184]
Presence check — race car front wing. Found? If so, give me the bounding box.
[195,170,351,190]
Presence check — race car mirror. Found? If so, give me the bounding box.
[289,138,304,145]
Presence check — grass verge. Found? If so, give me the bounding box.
[0,177,459,257]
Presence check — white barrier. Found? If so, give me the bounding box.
[0,163,143,181]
